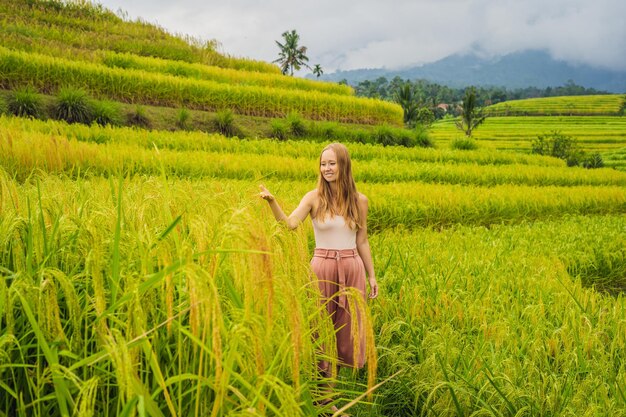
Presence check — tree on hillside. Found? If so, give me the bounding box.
[394,83,420,126]
[273,30,311,76]
[455,87,486,137]
[312,64,323,78]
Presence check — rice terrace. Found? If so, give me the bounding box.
[1,1,626,416]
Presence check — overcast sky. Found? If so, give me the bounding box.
[97,0,626,74]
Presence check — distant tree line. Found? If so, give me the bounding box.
[347,77,608,119]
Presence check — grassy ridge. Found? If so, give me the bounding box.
[2,126,625,187]
[0,0,280,73]
[0,117,566,167]
[0,47,402,125]
[486,94,625,116]
[0,39,350,96]
[99,51,352,96]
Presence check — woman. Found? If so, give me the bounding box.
[260,142,378,412]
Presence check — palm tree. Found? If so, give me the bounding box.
[455,87,486,137]
[312,64,323,78]
[273,30,311,76]
[394,83,419,126]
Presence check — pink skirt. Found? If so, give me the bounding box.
[311,248,367,368]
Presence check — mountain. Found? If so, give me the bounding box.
[314,50,626,93]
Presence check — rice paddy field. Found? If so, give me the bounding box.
[1,113,626,416]
[486,95,625,116]
[2,1,626,416]
[430,116,626,152]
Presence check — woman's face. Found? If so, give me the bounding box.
[320,148,338,183]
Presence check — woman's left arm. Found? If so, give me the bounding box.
[356,194,378,299]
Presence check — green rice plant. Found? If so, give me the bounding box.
[0,95,6,115]
[7,86,43,118]
[175,107,191,130]
[52,87,93,124]
[414,124,435,148]
[126,105,152,129]
[101,53,137,69]
[286,112,307,137]
[371,125,397,147]
[314,121,339,139]
[362,214,626,415]
[450,137,478,150]
[271,119,289,141]
[91,99,122,126]
[212,109,237,137]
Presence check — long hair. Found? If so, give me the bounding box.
[316,143,362,229]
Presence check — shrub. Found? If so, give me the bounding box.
[176,107,191,130]
[414,125,434,148]
[416,107,435,127]
[397,129,416,147]
[451,137,478,150]
[582,153,605,169]
[531,131,575,159]
[91,100,123,126]
[315,121,339,139]
[531,131,583,166]
[370,125,428,147]
[353,130,372,145]
[212,109,237,137]
[286,112,307,137]
[127,105,152,129]
[8,86,43,119]
[371,125,393,146]
[270,119,289,141]
[53,87,93,124]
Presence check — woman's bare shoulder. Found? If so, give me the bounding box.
[357,192,368,204]
[303,189,318,201]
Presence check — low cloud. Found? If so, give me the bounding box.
[98,0,626,72]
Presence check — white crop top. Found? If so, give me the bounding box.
[312,215,357,249]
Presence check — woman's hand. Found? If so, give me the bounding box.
[259,184,275,202]
[368,276,378,299]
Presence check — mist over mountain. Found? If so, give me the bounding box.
[313,50,626,93]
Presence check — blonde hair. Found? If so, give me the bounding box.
[316,143,362,229]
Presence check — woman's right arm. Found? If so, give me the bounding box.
[259,185,314,230]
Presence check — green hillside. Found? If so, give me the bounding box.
[1,1,626,416]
